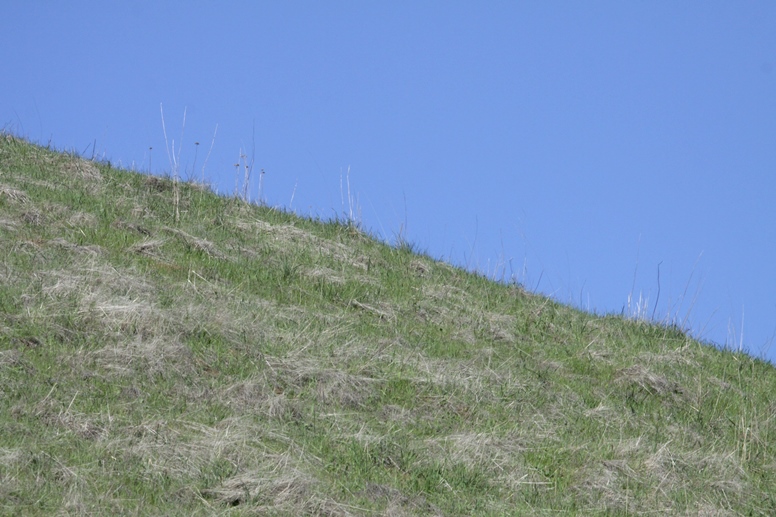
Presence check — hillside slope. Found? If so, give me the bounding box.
[1,133,775,515]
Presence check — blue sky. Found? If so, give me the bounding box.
[3,2,775,361]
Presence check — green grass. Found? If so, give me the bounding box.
[1,132,776,515]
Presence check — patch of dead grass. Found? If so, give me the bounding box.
[306,265,346,284]
[26,394,107,441]
[0,185,27,203]
[163,227,225,259]
[67,211,97,227]
[113,417,325,511]
[93,335,196,378]
[62,157,102,183]
[201,457,316,509]
[37,260,177,348]
[117,417,270,483]
[0,217,18,232]
[221,378,302,421]
[349,299,397,322]
[0,349,24,370]
[573,459,648,513]
[644,441,683,495]
[424,432,527,468]
[0,447,24,467]
[359,482,443,516]
[49,237,103,256]
[639,343,699,368]
[616,364,684,398]
[128,238,167,257]
[484,312,516,343]
[235,218,372,272]
[410,354,512,396]
[289,362,378,409]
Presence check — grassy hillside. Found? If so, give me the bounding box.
[1,133,775,516]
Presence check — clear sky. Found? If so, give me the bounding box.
[3,2,775,361]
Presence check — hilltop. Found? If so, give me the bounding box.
[1,133,775,515]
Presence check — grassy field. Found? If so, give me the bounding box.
[1,133,775,515]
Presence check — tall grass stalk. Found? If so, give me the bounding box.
[160,103,186,222]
